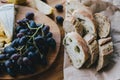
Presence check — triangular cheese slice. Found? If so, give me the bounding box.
[34,0,53,15]
[0,4,15,43]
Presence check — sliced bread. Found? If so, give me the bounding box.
[94,13,110,38]
[84,34,99,67]
[63,32,90,68]
[97,37,113,71]
[65,0,92,18]
[72,9,96,36]
[63,16,84,36]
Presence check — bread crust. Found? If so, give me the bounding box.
[94,13,110,38]
[97,37,113,71]
[72,9,96,36]
[84,34,99,67]
[63,32,90,68]
[63,16,84,36]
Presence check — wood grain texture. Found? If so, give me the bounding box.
[0,0,65,80]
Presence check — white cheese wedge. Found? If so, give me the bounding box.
[34,0,53,15]
[0,4,15,43]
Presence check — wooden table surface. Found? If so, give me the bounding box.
[0,0,65,80]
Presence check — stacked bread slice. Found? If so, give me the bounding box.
[96,37,113,71]
[63,0,113,71]
[83,34,99,67]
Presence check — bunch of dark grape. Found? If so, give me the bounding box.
[0,12,56,77]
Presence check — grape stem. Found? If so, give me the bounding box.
[28,24,43,42]
[33,37,43,58]
[18,24,44,56]
[26,23,38,30]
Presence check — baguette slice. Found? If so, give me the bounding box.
[72,9,96,36]
[63,32,90,68]
[84,34,99,67]
[63,16,84,36]
[65,0,92,18]
[94,13,110,38]
[97,37,113,71]
[84,33,96,44]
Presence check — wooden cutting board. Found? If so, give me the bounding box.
[0,6,61,79]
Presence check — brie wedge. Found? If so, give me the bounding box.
[0,4,15,44]
[34,0,53,15]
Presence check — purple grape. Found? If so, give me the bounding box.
[55,4,63,12]
[10,54,20,60]
[34,35,44,45]
[0,54,6,60]
[19,29,28,34]
[46,32,53,38]
[17,33,24,38]
[23,57,32,65]
[19,36,28,46]
[11,38,20,48]
[56,16,64,24]
[29,20,37,28]
[17,20,26,26]
[42,25,50,35]
[17,57,23,65]
[4,46,17,54]
[27,52,37,62]
[4,60,13,68]
[47,38,56,49]
[25,12,34,20]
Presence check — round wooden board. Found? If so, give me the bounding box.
[0,6,61,79]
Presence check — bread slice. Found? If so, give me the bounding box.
[65,0,92,18]
[64,0,92,36]
[63,32,90,68]
[63,16,84,36]
[84,34,99,67]
[83,33,96,44]
[94,13,110,38]
[97,37,113,71]
[72,9,96,36]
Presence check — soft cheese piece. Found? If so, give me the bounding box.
[97,37,113,71]
[72,9,96,36]
[0,4,15,44]
[34,0,53,15]
[63,32,90,68]
[94,13,110,38]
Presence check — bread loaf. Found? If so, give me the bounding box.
[94,13,110,38]
[97,37,113,71]
[63,32,90,68]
